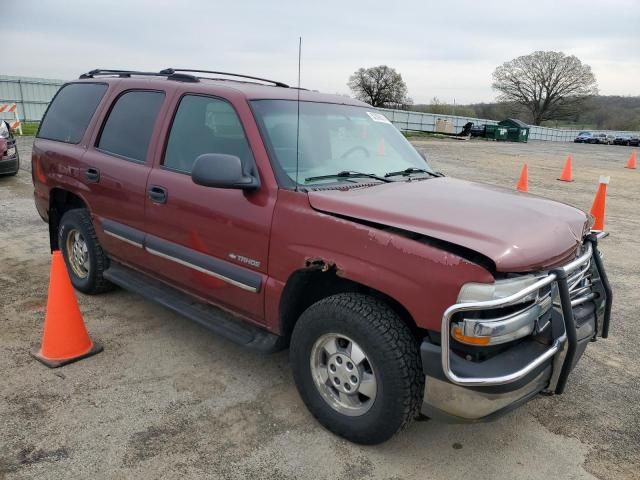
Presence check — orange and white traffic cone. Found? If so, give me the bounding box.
[626,150,637,169]
[558,155,574,182]
[516,164,529,192]
[31,251,102,367]
[590,176,610,232]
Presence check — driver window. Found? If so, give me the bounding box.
[164,95,254,173]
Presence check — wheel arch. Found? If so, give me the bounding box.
[278,263,422,346]
[48,188,90,251]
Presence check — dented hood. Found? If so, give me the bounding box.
[307,178,588,272]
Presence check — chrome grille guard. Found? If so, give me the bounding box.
[441,233,612,392]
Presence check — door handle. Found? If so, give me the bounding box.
[85,167,100,183]
[148,185,168,204]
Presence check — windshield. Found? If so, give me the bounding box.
[251,100,432,185]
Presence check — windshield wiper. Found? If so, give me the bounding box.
[384,167,444,178]
[305,170,392,183]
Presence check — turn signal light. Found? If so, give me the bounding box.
[451,326,491,346]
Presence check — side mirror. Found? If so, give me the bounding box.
[191,153,260,190]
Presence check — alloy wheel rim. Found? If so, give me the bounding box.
[65,229,90,279]
[310,333,377,416]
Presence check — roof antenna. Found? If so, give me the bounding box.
[295,36,302,191]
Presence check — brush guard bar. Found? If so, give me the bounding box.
[441,233,612,392]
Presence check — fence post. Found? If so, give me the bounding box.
[17,79,25,122]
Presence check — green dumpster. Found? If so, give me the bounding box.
[498,118,530,142]
[485,124,508,141]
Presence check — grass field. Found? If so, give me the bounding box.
[17,122,39,136]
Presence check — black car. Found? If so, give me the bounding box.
[574,131,593,143]
[0,121,19,176]
[613,134,633,146]
[630,135,639,147]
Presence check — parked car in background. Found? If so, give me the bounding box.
[469,123,486,137]
[613,134,633,146]
[32,69,612,444]
[588,133,614,145]
[629,135,639,147]
[0,120,19,176]
[574,131,593,143]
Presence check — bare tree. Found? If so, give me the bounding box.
[492,51,598,125]
[348,66,411,108]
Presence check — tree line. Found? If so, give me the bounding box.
[348,51,639,130]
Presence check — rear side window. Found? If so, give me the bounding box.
[97,90,165,162]
[163,95,254,173]
[38,83,107,144]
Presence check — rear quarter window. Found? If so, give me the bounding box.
[37,83,108,144]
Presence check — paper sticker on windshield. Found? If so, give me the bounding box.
[366,111,392,125]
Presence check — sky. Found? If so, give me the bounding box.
[5,0,640,104]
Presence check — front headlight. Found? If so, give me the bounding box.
[457,275,540,303]
[0,121,9,139]
[452,275,552,346]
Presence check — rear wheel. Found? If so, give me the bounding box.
[58,208,113,294]
[290,293,423,444]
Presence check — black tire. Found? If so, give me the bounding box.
[58,208,113,294]
[290,293,423,444]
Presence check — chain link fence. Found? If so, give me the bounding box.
[378,107,640,142]
[0,75,65,123]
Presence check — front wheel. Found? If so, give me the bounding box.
[290,293,423,444]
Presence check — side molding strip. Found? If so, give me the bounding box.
[102,218,145,248]
[104,230,144,248]
[100,219,261,293]
[145,234,262,293]
[146,247,259,293]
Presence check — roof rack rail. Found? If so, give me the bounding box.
[160,68,289,88]
[79,69,199,83]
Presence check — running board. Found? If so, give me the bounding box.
[103,261,285,354]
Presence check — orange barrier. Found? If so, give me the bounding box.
[0,103,22,135]
[31,251,102,368]
[590,176,610,232]
[516,164,529,192]
[558,155,574,182]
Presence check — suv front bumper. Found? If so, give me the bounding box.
[420,234,612,422]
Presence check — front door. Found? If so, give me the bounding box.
[143,94,276,323]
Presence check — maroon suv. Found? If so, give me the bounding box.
[32,69,612,444]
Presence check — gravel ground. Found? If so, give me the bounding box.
[1,136,638,480]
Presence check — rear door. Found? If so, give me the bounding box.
[143,93,276,323]
[82,87,167,268]
[33,82,109,227]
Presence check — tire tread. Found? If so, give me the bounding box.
[291,292,424,444]
[59,208,113,294]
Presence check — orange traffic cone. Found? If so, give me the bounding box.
[558,155,574,182]
[589,176,610,232]
[31,251,102,367]
[626,150,637,169]
[516,164,529,192]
